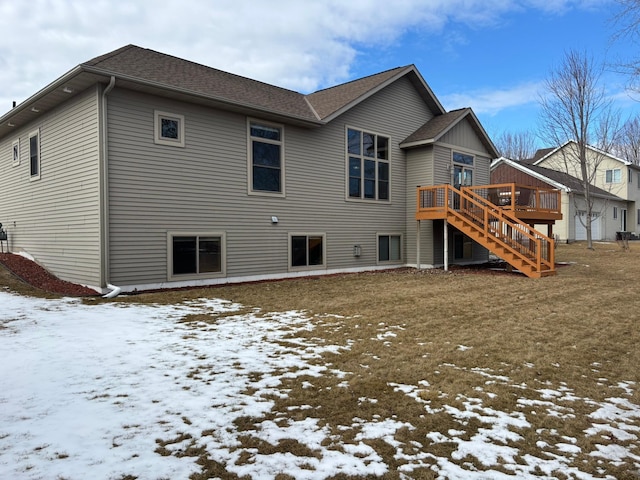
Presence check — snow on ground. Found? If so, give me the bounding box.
[0,291,639,479]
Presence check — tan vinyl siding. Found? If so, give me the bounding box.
[440,118,486,152]
[0,87,101,286]
[406,146,436,265]
[107,77,435,286]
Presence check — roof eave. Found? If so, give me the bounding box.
[80,65,324,127]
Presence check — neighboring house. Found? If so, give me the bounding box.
[0,45,500,293]
[491,157,626,242]
[532,141,640,239]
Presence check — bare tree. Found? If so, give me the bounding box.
[493,130,537,161]
[615,115,640,164]
[611,0,640,92]
[539,50,621,249]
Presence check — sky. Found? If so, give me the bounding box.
[1,289,639,479]
[0,0,639,148]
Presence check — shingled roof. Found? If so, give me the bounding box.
[82,45,318,122]
[399,108,499,158]
[0,45,466,138]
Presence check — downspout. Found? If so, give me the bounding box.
[100,76,121,298]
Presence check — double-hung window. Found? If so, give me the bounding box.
[378,234,402,263]
[249,121,284,195]
[29,129,40,180]
[347,128,389,200]
[290,234,325,270]
[606,169,621,184]
[169,233,225,279]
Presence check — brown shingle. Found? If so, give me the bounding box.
[401,108,469,145]
[305,66,411,120]
[82,45,317,121]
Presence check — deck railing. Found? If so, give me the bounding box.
[416,184,555,275]
[465,183,561,215]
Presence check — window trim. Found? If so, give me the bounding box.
[288,232,326,271]
[167,231,226,281]
[345,126,391,202]
[452,151,474,188]
[377,233,403,264]
[11,138,20,167]
[154,110,185,147]
[29,129,40,181]
[247,118,285,197]
[613,207,618,219]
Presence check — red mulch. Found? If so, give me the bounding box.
[0,253,100,297]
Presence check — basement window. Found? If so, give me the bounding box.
[168,232,226,280]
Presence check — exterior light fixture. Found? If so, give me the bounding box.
[63,86,74,94]
[31,107,40,113]
[271,216,279,224]
[353,245,361,257]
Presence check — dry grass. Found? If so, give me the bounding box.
[4,242,640,477]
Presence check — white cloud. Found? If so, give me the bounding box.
[441,81,544,115]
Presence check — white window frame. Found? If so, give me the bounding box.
[377,233,403,264]
[248,119,285,197]
[29,129,40,181]
[167,231,226,281]
[605,168,621,184]
[452,151,474,188]
[154,111,185,147]
[346,126,391,202]
[288,233,326,271]
[11,138,20,167]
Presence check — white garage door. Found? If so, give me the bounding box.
[575,212,601,240]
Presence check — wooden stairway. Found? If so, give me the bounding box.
[417,185,556,278]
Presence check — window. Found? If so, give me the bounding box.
[637,172,640,189]
[453,151,474,188]
[638,209,640,225]
[11,139,19,166]
[168,233,225,279]
[629,168,633,183]
[249,121,284,195]
[29,129,40,179]
[347,128,389,200]
[290,234,325,269]
[613,207,618,219]
[378,234,402,263]
[605,169,621,183]
[154,111,185,147]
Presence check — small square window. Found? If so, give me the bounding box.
[12,139,20,166]
[154,111,185,147]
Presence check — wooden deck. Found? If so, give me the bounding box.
[415,184,561,278]
[417,183,562,224]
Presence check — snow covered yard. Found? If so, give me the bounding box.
[1,288,639,479]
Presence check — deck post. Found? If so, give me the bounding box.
[416,220,421,270]
[444,219,449,271]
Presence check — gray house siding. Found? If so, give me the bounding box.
[106,76,436,288]
[406,146,435,266]
[0,87,102,287]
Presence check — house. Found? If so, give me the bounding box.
[491,157,626,242]
[1,44,511,293]
[531,141,640,238]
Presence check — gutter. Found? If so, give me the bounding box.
[99,76,121,298]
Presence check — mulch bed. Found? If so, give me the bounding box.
[0,253,99,297]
